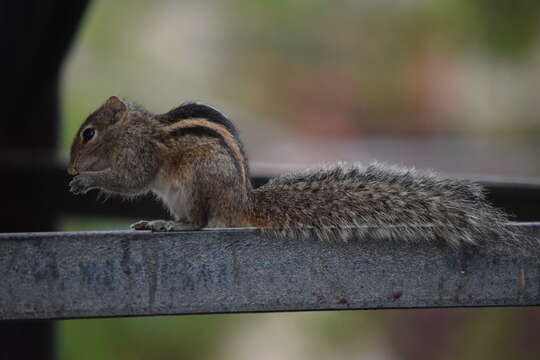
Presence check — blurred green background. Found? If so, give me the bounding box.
[60,0,540,359]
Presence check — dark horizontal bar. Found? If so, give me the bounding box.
[1,162,269,220]
[3,162,540,221]
[1,224,539,321]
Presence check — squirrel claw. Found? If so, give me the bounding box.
[69,174,93,195]
[130,220,202,232]
[130,220,174,231]
[130,220,152,231]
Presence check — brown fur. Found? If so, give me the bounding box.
[68,97,531,252]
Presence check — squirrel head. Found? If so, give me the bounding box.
[68,96,127,175]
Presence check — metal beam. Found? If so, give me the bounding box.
[1,224,539,321]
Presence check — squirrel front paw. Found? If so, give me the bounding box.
[131,220,202,232]
[69,174,95,195]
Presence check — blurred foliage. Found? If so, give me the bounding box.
[62,0,540,155]
[59,307,390,360]
[456,0,540,58]
[60,315,231,360]
[59,216,134,231]
[235,0,540,59]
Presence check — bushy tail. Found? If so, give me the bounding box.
[253,162,535,253]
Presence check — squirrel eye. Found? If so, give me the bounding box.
[82,127,96,142]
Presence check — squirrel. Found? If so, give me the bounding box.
[68,96,528,251]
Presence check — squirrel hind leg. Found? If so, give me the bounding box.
[130,220,204,232]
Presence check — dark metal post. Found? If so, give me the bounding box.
[0,1,88,359]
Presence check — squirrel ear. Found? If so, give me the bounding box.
[104,96,127,113]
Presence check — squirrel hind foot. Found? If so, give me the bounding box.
[130,220,203,232]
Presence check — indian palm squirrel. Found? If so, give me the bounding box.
[67,96,531,251]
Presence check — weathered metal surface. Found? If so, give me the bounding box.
[1,224,539,321]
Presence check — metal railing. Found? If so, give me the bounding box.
[2,224,539,321]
